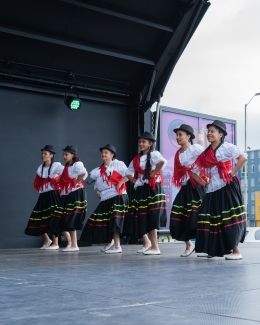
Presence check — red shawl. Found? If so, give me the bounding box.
[132,154,162,190]
[195,146,232,184]
[58,165,83,194]
[100,165,126,195]
[34,174,59,191]
[172,149,196,188]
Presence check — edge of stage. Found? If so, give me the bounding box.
[1,242,260,324]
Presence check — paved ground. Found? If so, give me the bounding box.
[1,242,260,325]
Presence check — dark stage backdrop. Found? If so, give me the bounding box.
[0,87,130,248]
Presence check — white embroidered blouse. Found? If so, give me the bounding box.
[90,159,127,201]
[60,161,88,196]
[126,151,167,189]
[36,162,64,193]
[197,142,246,193]
[178,144,204,185]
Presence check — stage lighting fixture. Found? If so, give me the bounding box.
[64,94,82,112]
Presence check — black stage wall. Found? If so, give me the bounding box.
[0,87,130,248]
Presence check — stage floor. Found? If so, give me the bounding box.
[1,242,260,325]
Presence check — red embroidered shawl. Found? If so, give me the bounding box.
[132,153,162,190]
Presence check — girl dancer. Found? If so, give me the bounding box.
[170,124,206,257]
[195,120,247,259]
[126,132,167,255]
[49,145,87,252]
[80,144,129,254]
[24,145,63,249]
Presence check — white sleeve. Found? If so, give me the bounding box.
[115,160,128,176]
[190,145,204,173]
[125,160,135,177]
[150,151,167,170]
[75,162,88,180]
[222,142,246,160]
[90,167,100,181]
[191,144,204,160]
[51,162,64,176]
[36,164,42,176]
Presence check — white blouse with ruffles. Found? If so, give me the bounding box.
[36,162,64,193]
[126,150,167,189]
[90,159,128,201]
[60,161,88,196]
[197,142,246,193]
[178,144,204,185]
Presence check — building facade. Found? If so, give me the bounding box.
[242,149,260,227]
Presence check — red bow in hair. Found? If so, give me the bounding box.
[172,149,196,188]
[132,154,162,190]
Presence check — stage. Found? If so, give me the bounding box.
[1,242,260,324]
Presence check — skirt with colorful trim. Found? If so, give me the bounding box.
[195,177,246,257]
[80,194,129,244]
[24,190,60,236]
[127,183,167,238]
[49,188,87,234]
[170,180,204,241]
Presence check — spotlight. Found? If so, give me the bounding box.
[64,96,82,111]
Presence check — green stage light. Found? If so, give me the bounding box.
[64,96,82,112]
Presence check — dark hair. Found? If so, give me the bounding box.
[177,130,193,145]
[140,142,154,180]
[66,154,81,166]
[41,154,54,180]
[204,126,225,154]
[185,132,193,145]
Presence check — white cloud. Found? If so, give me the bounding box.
[161,0,260,150]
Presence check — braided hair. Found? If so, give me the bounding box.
[204,126,225,154]
[41,155,54,180]
[141,142,155,180]
[185,131,193,145]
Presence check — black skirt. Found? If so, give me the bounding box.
[195,177,246,257]
[24,190,60,237]
[170,180,204,241]
[49,188,87,234]
[80,194,129,244]
[127,183,167,238]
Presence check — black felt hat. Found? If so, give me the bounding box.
[138,131,156,142]
[41,145,55,154]
[173,124,195,139]
[206,120,227,136]
[99,144,116,158]
[62,145,78,154]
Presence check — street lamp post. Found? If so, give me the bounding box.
[244,93,260,225]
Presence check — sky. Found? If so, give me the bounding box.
[160,0,260,151]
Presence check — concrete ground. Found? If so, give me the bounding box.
[1,242,260,325]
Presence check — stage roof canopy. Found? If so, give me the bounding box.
[0,0,210,109]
